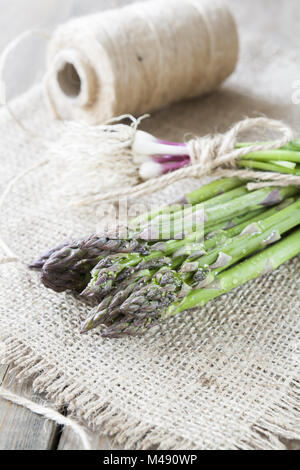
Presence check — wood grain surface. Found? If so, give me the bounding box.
[0,364,120,450]
[0,365,58,449]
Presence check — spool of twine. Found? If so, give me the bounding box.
[45,0,239,124]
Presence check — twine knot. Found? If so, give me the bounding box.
[187,117,294,177]
[188,133,230,171]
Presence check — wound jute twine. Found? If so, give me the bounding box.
[45,0,239,123]
[0,0,299,451]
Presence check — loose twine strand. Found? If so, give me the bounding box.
[0,29,51,137]
[0,386,91,450]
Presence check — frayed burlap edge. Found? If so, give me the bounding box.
[1,334,299,450]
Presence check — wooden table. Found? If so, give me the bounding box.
[0,364,120,450]
[1,363,299,450]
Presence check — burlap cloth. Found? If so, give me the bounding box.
[0,0,299,450]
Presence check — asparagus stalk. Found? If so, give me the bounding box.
[34,184,297,296]
[238,159,300,175]
[102,228,300,337]
[38,205,267,295]
[130,177,245,228]
[82,186,298,300]
[202,186,298,227]
[81,268,157,332]
[30,234,149,272]
[81,207,278,331]
[39,235,148,293]
[184,177,245,205]
[31,183,252,289]
[199,197,295,251]
[240,150,300,163]
[82,198,299,333]
[172,227,300,315]
[31,230,152,292]
[180,198,300,286]
[81,265,183,334]
[30,187,266,294]
[288,139,300,150]
[138,186,249,237]
[81,256,185,332]
[118,200,300,316]
[39,236,110,293]
[29,241,70,270]
[139,185,298,241]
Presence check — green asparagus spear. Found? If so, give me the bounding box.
[237,159,300,175]
[130,177,245,228]
[193,197,294,252]
[80,268,157,332]
[82,186,298,300]
[118,200,300,316]
[82,198,300,333]
[80,256,186,333]
[181,198,300,286]
[81,206,281,332]
[40,235,149,292]
[102,228,300,337]
[29,241,70,270]
[31,189,263,294]
[240,150,300,163]
[184,178,245,205]
[172,227,300,315]
[139,186,298,241]
[138,186,249,238]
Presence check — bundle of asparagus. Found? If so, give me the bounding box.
[30,177,300,338]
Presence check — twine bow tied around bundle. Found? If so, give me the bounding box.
[187,117,291,170]
[78,116,300,205]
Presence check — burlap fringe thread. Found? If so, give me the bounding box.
[1,337,299,450]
